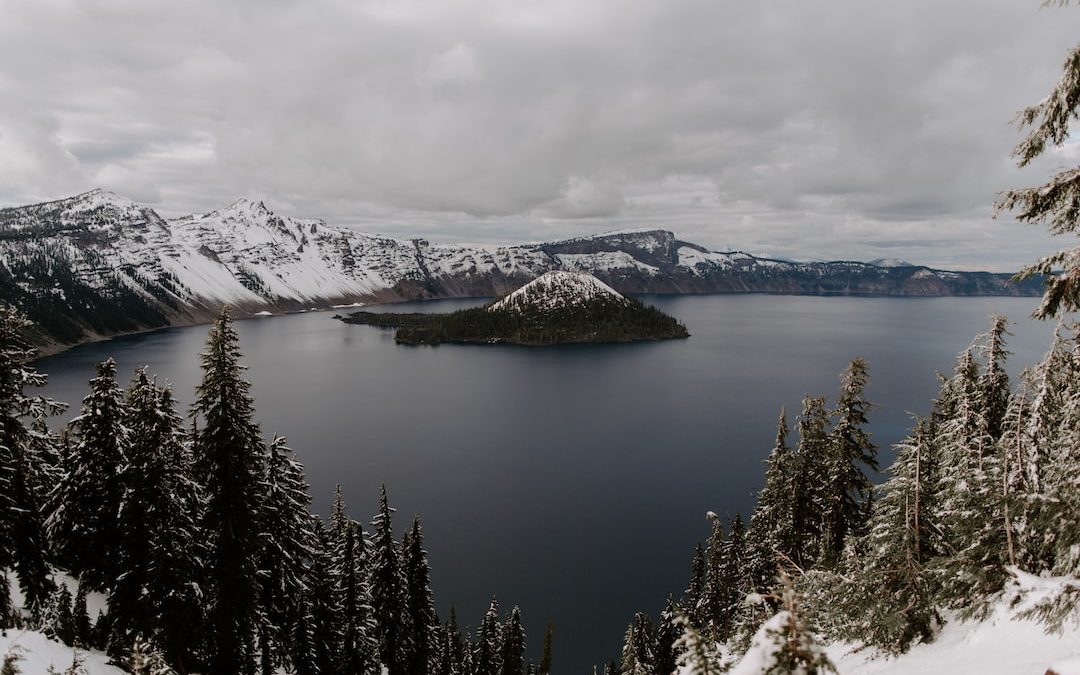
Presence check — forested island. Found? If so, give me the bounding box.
[339,271,689,346]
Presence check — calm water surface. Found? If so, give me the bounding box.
[36,295,1056,673]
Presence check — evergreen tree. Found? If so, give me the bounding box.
[538,620,554,675]
[337,519,380,675]
[792,397,830,569]
[821,358,877,565]
[747,409,796,591]
[0,309,61,611]
[499,607,525,675]
[978,317,1011,440]
[618,620,649,675]
[996,5,1080,319]
[72,584,91,649]
[671,611,723,675]
[257,436,318,674]
[108,372,204,670]
[715,515,748,641]
[444,607,467,675]
[684,542,706,623]
[307,517,341,675]
[39,584,75,646]
[191,309,267,675]
[48,359,128,590]
[736,572,836,675]
[697,516,727,637]
[404,515,438,675]
[370,485,412,675]
[851,418,941,653]
[652,602,678,675]
[474,598,503,675]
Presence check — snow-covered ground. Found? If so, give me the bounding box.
[0,630,123,675]
[831,572,1080,675]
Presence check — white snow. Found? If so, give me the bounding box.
[0,630,124,675]
[489,270,627,312]
[253,310,273,316]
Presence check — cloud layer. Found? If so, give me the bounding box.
[0,0,1076,269]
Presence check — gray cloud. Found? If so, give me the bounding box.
[0,0,1075,269]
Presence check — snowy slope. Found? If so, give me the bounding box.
[0,630,124,675]
[488,270,628,312]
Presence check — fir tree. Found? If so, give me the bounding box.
[370,485,412,675]
[792,397,830,570]
[307,517,342,675]
[108,372,204,670]
[978,317,1011,440]
[337,519,380,675]
[715,515,748,641]
[48,358,128,590]
[499,607,525,675]
[747,409,796,591]
[671,611,723,675]
[652,602,678,675]
[191,309,267,675]
[821,358,877,565]
[538,620,554,675]
[852,418,941,653]
[257,436,318,675]
[737,571,837,675]
[697,516,727,637]
[0,309,61,611]
[684,542,706,623]
[474,598,503,675]
[404,515,438,675]
[996,4,1080,319]
[39,584,75,646]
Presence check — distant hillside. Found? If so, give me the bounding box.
[341,270,690,345]
[0,190,1042,353]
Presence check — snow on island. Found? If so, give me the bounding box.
[338,270,689,346]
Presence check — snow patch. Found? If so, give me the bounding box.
[489,270,627,313]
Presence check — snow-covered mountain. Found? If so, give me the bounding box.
[488,270,628,313]
[0,190,1041,352]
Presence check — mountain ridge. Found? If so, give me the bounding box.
[0,190,1042,354]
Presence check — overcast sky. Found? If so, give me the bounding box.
[1,0,1077,270]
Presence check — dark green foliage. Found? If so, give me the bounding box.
[192,309,266,675]
[371,485,412,675]
[107,371,204,669]
[343,294,689,346]
[475,598,503,675]
[747,409,795,592]
[820,358,877,566]
[0,309,61,610]
[499,607,525,675]
[538,620,554,675]
[404,515,438,675]
[257,436,318,675]
[47,358,127,591]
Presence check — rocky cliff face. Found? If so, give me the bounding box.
[0,190,1041,351]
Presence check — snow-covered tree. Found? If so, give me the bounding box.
[108,372,204,670]
[730,572,836,675]
[256,436,318,674]
[0,309,62,611]
[474,598,503,675]
[336,518,380,675]
[191,308,267,674]
[499,606,525,675]
[747,409,796,591]
[996,7,1080,318]
[47,358,128,591]
[820,358,877,565]
[371,485,412,675]
[404,514,438,675]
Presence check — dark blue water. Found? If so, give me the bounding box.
[35,295,1056,673]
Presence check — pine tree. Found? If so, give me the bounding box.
[697,516,727,637]
[792,396,830,569]
[652,602,678,675]
[370,485,412,675]
[538,620,554,675]
[996,5,1080,319]
[852,418,941,653]
[671,611,723,675]
[47,358,128,590]
[820,358,877,565]
[715,515,748,641]
[684,542,706,624]
[72,584,91,649]
[39,584,75,646]
[474,598,503,675]
[337,519,380,675]
[736,571,837,675]
[0,309,61,611]
[257,436,318,674]
[128,635,177,675]
[618,620,649,675]
[499,607,525,675]
[978,317,1011,440]
[404,515,438,675]
[191,308,267,675]
[108,372,204,670]
[307,517,341,675]
[747,409,796,591]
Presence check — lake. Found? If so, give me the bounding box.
[35,294,1057,674]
